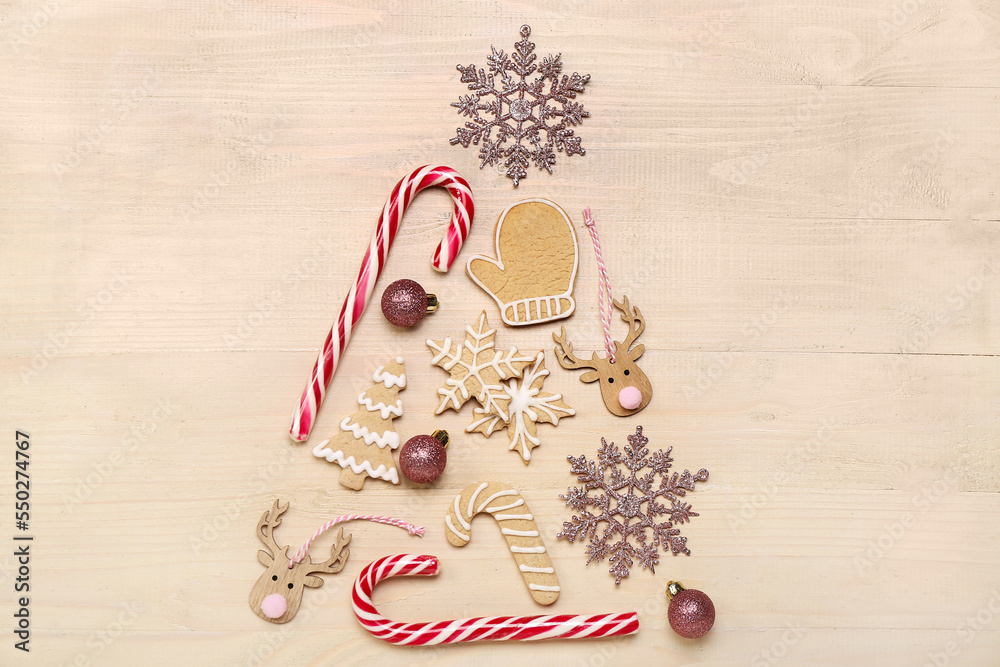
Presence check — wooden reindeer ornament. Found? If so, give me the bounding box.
[250,500,350,624]
[552,295,652,416]
[249,500,424,624]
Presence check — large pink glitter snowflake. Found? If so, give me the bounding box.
[449,24,590,187]
[557,426,709,586]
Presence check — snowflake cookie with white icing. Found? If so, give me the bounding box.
[468,352,574,464]
[427,312,573,463]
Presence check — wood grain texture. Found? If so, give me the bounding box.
[1,0,998,664]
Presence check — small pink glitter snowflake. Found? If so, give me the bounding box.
[557,426,709,586]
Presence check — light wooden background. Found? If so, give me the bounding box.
[2,0,999,665]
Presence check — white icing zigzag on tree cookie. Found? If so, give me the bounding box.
[373,356,407,389]
[311,440,399,484]
[357,394,403,419]
[339,417,400,450]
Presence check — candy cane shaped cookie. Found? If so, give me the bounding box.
[289,165,475,443]
[444,481,560,605]
[352,554,639,644]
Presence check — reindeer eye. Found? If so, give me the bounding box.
[287,583,294,590]
[272,575,278,581]
[624,369,630,376]
[607,377,614,384]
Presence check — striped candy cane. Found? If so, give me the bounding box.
[352,554,640,644]
[290,166,475,442]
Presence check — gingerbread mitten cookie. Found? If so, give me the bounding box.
[467,199,579,326]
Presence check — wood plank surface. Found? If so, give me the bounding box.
[2,0,998,665]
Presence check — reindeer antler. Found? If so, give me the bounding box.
[552,326,601,370]
[304,527,352,576]
[257,499,289,565]
[613,296,645,352]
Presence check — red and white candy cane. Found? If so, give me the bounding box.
[352,554,640,644]
[290,166,475,442]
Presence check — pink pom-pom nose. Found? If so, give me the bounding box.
[261,594,288,619]
[618,386,642,410]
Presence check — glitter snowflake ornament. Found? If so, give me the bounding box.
[450,25,591,187]
[557,426,710,586]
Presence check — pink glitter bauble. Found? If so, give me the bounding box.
[399,432,448,484]
[668,588,715,639]
[381,279,430,328]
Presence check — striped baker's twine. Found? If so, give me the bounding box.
[582,208,616,362]
[288,514,424,568]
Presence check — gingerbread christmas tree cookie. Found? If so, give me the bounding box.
[312,356,406,490]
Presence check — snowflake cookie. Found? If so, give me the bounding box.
[426,311,534,418]
[557,426,709,586]
[467,352,575,464]
[449,25,591,187]
[427,314,572,463]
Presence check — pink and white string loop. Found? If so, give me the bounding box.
[583,208,616,363]
[289,515,424,568]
